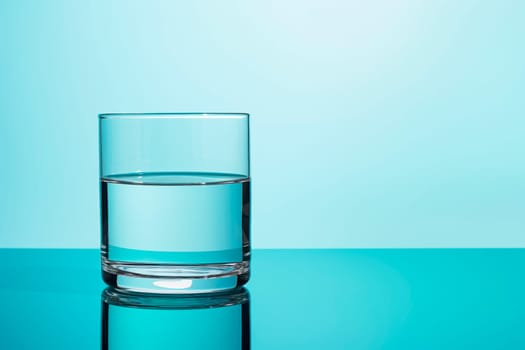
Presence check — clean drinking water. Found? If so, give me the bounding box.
[101,172,250,293]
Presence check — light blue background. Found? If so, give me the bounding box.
[1,0,523,248]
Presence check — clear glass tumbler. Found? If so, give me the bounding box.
[99,113,250,293]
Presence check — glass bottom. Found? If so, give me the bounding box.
[102,258,250,294]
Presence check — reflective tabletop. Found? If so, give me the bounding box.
[0,249,524,349]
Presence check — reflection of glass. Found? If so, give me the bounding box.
[101,288,250,350]
[99,113,251,293]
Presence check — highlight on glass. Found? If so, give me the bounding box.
[99,113,251,293]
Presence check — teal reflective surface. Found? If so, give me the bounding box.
[102,288,250,350]
[0,249,524,349]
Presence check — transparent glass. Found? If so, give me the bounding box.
[102,288,250,349]
[99,113,250,293]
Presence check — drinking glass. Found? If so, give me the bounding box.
[99,113,250,293]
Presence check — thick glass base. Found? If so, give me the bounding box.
[102,258,250,294]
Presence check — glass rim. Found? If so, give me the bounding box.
[99,112,250,119]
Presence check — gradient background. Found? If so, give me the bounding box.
[1,0,523,248]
